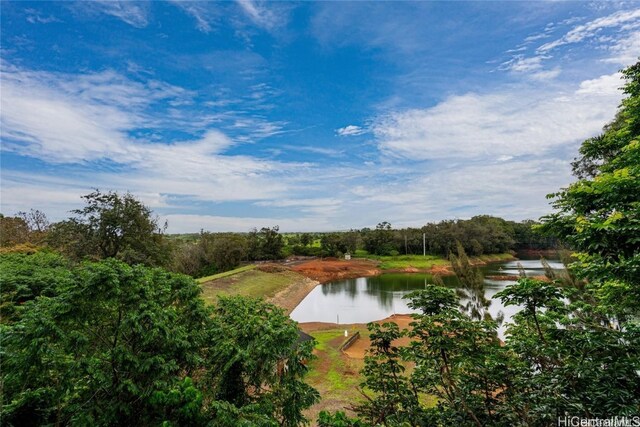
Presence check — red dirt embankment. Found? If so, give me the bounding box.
[290,258,381,283]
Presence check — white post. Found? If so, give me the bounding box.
[423,233,426,256]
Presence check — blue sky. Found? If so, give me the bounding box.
[1,1,639,232]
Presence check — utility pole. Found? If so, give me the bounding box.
[423,233,426,257]
[405,235,408,255]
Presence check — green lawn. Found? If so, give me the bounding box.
[199,268,303,305]
[196,264,256,283]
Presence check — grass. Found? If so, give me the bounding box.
[196,264,256,283]
[304,325,438,420]
[199,268,302,305]
[353,252,514,270]
[304,328,367,419]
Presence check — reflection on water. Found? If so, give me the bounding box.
[290,254,563,336]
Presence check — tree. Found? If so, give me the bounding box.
[0,215,29,247]
[172,232,249,278]
[48,190,170,267]
[362,222,396,255]
[247,226,284,261]
[449,242,492,321]
[1,259,211,426]
[540,61,640,318]
[320,233,348,257]
[204,296,319,426]
[0,210,50,248]
[355,287,507,426]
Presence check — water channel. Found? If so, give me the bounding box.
[290,254,564,337]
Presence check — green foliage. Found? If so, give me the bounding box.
[355,322,423,425]
[0,251,72,323]
[204,295,319,426]
[172,232,248,278]
[247,226,285,260]
[320,233,349,257]
[355,64,640,426]
[1,256,319,426]
[362,221,396,256]
[47,190,170,267]
[496,279,640,421]
[317,410,366,426]
[541,61,640,319]
[1,259,210,426]
[356,287,505,426]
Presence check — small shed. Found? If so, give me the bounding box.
[298,330,314,344]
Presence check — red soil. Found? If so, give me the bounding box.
[290,258,381,283]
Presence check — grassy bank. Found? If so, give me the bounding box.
[196,264,256,283]
[199,268,304,305]
[304,327,366,420]
[353,252,515,270]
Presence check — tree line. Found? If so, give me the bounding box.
[1,201,556,280]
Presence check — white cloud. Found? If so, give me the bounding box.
[602,31,640,66]
[25,8,62,24]
[0,63,311,215]
[236,0,289,31]
[163,214,334,233]
[74,0,149,28]
[167,1,217,33]
[373,72,622,161]
[336,125,366,136]
[501,8,639,80]
[0,66,191,163]
[537,8,640,53]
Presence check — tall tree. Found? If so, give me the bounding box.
[1,259,211,426]
[540,60,640,318]
[48,190,170,267]
[204,296,319,426]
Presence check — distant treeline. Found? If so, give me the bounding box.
[167,216,558,277]
[0,193,557,279]
[285,216,557,259]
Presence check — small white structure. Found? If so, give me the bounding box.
[344,252,351,260]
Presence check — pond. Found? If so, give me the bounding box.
[290,254,564,336]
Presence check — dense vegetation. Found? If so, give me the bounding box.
[1,254,318,425]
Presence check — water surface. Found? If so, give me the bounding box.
[290,255,563,336]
